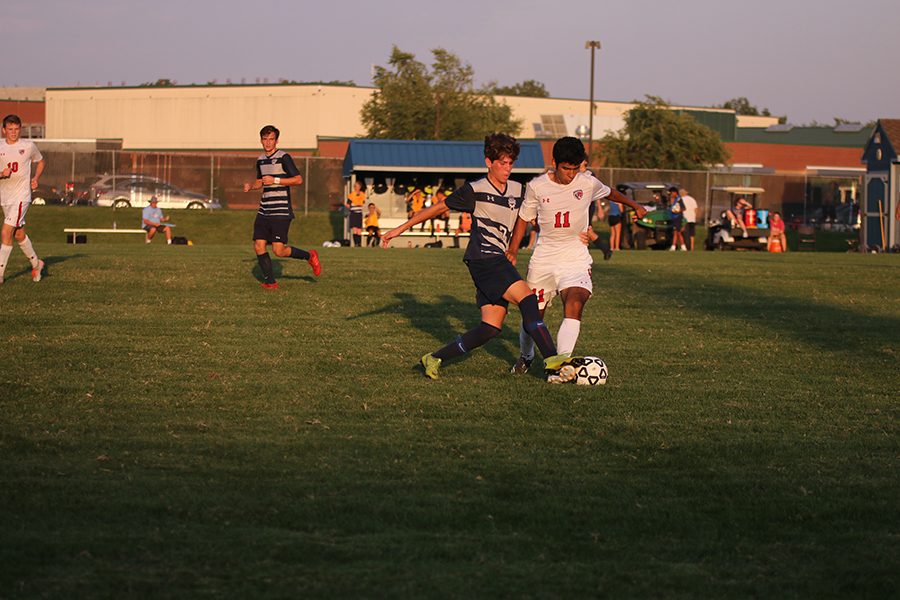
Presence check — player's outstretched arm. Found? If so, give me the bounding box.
[381,200,448,247]
[608,188,647,219]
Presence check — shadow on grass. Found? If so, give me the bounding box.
[348,291,522,366]
[249,258,317,283]
[624,268,899,353]
[3,253,86,282]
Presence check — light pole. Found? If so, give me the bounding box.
[585,40,601,166]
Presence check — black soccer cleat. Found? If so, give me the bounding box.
[509,355,533,375]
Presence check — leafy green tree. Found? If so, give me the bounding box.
[484,79,550,98]
[600,96,730,169]
[719,97,772,117]
[361,46,521,140]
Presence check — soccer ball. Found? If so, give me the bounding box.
[573,356,608,385]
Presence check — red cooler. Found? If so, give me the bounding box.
[744,209,757,228]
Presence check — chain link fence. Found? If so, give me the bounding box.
[35,149,862,229]
[38,150,344,213]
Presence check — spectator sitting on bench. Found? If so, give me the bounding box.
[142,196,172,244]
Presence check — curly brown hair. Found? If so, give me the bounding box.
[483,133,520,162]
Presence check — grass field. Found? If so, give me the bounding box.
[1,208,898,598]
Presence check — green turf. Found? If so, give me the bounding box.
[0,218,897,597]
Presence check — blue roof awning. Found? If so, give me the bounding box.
[343,139,545,177]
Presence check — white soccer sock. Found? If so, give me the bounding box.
[519,324,535,360]
[0,244,13,278]
[17,236,40,268]
[557,318,582,356]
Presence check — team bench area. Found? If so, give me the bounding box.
[377,217,470,248]
[63,228,146,244]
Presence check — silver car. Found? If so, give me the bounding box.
[95,178,221,210]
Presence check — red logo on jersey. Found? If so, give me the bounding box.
[573,190,583,200]
[542,197,551,203]
[19,149,25,155]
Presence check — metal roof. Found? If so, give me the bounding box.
[343,139,546,177]
[735,126,870,148]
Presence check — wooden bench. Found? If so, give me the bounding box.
[64,228,147,244]
[377,217,470,248]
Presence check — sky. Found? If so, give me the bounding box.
[5,0,899,125]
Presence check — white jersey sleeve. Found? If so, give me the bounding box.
[590,175,611,201]
[519,179,541,222]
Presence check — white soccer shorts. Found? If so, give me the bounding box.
[526,259,593,310]
[2,201,29,228]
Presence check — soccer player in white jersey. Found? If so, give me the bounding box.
[507,137,647,374]
[0,115,45,284]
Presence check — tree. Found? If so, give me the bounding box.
[361,46,521,140]
[484,79,550,98]
[277,79,356,86]
[140,78,177,87]
[719,97,771,117]
[600,96,730,170]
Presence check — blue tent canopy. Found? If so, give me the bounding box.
[342,139,545,177]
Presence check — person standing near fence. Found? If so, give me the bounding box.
[242,125,321,289]
[0,115,45,284]
[680,188,698,251]
[346,180,366,247]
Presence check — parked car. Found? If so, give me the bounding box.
[78,174,162,204]
[95,178,221,210]
[615,182,679,249]
[31,184,65,205]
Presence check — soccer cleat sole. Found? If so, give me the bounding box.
[546,365,577,384]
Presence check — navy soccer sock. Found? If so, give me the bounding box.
[433,322,502,361]
[289,247,310,260]
[519,294,557,358]
[257,252,275,283]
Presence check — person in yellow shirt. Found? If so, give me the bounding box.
[346,181,367,247]
[364,202,382,247]
[406,186,425,231]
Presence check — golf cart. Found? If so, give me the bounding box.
[615,182,678,249]
[705,186,769,251]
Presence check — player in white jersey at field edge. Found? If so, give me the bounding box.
[0,114,45,284]
[507,136,647,374]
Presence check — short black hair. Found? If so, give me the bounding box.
[259,125,280,139]
[2,114,22,128]
[551,136,587,166]
[668,186,679,194]
[484,133,520,162]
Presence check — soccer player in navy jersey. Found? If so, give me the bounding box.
[381,133,576,383]
[243,125,321,289]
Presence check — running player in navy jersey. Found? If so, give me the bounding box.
[381,133,576,383]
[242,125,321,289]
